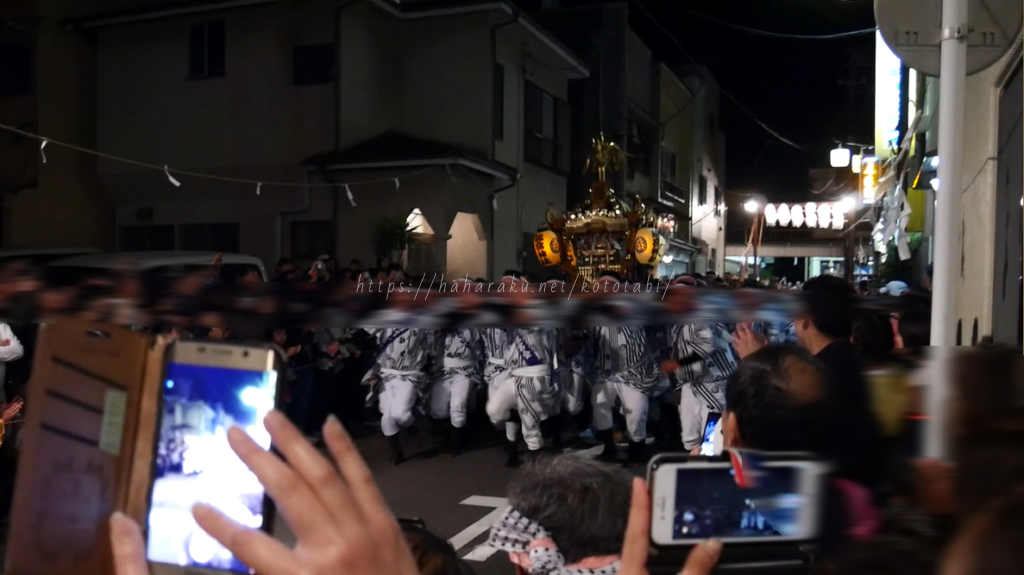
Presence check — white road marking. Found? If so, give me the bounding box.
[565,445,604,458]
[462,544,500,562]
[450,495,509,560]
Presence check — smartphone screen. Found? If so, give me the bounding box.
[146,343,279,574]
[700,413,721,456]
[650,460,822,545]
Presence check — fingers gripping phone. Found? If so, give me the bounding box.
[647,454,826,547]
[145,341,284,575]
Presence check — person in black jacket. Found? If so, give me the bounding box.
[733,275,885,495]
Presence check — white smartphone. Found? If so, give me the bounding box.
[145,341,283,575]
[649,458,825,546]
[699,412,721,456]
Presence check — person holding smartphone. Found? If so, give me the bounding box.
[661,321,735,455]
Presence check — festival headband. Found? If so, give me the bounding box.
[487,508,620,575]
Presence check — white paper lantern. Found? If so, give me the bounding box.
[791,204,805,227]
[817,204,832,229]
[832,211,845,230]
[777,204,791,226]
[764,203,778,226]
[806,212,818,228]
[805,202,817,216]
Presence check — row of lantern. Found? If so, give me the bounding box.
[534,227,668,269]
[764,202,848,230]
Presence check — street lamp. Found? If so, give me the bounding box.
[830,146,852,168]
[743,199,760,213]
[837,196,856,213]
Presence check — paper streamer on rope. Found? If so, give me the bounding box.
[164,166,181,187]
[256,182,261,196]
[40,139,48,164]
[897,235,912,261]
[345,184,356,207]
[394,178,400,193]
[492,195,498,211]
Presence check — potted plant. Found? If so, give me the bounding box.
[373,214,419,265]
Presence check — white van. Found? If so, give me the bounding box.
[0,247,99,267]
[46,251,268,283]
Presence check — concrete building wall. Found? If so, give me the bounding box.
[625,31,651,111]
[493,24,573,277]
[1,0,117,249]
[956,45,1022,342]
[659,66,695,200]
[689,78,726,274]
[395,14,491,156]
[93,0,337,266]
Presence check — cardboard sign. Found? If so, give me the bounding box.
[5,319,165,575]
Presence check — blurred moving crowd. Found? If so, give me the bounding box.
[0,250,1019,574]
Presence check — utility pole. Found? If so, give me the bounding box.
[751,214,760,281]
[925,0,968,461]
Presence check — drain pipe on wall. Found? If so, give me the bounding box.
[489,174,521,276]
[488,7,521,278]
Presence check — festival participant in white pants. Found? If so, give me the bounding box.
[362,328,434,465]
[428,328,483,456]
[591,322,660,466]
[489,327,561,467]
[665,322,736,452]
[480,326,522,465]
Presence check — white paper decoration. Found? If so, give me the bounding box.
[777,204,791,226]
[791,204,805,227]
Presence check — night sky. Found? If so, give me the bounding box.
[518,0,877,243]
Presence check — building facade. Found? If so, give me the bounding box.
[18,0,586,280]
[952,38,1022,348]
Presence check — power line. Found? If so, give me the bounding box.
[632,0,804,150]
[671,4,877,40]
[0,122,443,189]
[660,81,705,127]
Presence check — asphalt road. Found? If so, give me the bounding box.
[273,419,640,575]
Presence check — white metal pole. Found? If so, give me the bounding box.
[925,0,968,460]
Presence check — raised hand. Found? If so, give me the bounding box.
[1,399,23,422]
[111,412,420,575]
[731,323,767,359]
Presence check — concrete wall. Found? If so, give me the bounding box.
[690,78,726,274]
[955,47,1021,342]
[625,31,652,111]
[493,23,572,277]
[1,0,114,249]
[660,65,695,199]
[93,0,336,266]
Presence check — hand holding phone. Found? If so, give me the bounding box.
[119,410,421,575]
[618,478,722,575]
[647,454,826,546]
